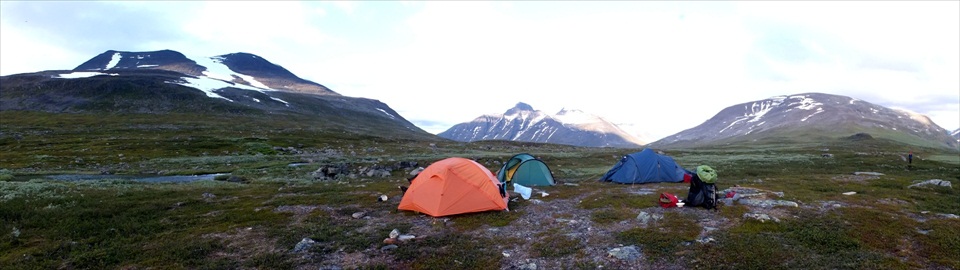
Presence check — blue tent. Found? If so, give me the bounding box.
[600,148,690,184]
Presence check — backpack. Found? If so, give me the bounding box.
[686,165,719,210]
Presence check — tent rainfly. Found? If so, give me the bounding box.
[398,157,509,217]
[600,148,692,184]
[497,153,556,187]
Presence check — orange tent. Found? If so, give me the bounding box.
[398,157,509,217]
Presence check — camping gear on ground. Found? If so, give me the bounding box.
[600,148,693,184]
[398,157,509,217]
[697,165,717,183]
[659,192,680,208]
[686,165,719,210]
[513,183,533,200]
[497,153,556,186]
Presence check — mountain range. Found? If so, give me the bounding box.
[438,102,645,148]
[1,49,956,150]
[648,93,958,149]
[0,49,429,140]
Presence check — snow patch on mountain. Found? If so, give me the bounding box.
[377,108,396,119]
[104,52,122,70]
[54,72,119,78]
[192,56,273,91]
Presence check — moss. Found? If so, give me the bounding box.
[530,229,582,258]
[393,232,501,270]
[590,208,634,225]
[616,212,700,259]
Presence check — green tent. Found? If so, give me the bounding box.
[497,153,556,186]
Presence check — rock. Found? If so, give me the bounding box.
[377,194,389,202]
[743,213,780,223]
[608,245,642,261]
[351,212,366,219]
[409,167,425,176]
[696,237,716,244]
[389,229,400,239]
[636,211,663,226]
[563,183,580,186]
[738,199,798,208]
[380,244,398,252]
[939,213,960,219]
[293,238,316,253]
[842,191,856,195]
[202,192,216,199]
[502,251,510,257]
[541,192,549,197]
[518,262,537,270]
[821,153,834,158]
[854,172,884,176]
[908,179,952,189]
[398,235,415,242]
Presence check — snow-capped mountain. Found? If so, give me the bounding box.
[1,49,429,139]
[649,93,958,149]
[72,50,337,96]
[438,102,644,148]
[952,128,960,142]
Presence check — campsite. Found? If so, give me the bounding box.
[1,133,958,269]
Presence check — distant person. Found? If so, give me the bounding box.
[908,151,913,165]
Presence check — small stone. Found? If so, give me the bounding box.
[351,212,366,219]
[743,213,780,223]
[293,238,316,253]
[202,192,216,199]
[389,229,400,239]
[608,245,642,261]
[380,244,398,252]
[378,194,388,201]
[398,235,415,242]
[518,262,537,270]
[842,191,856,195]
[502,251,511,257]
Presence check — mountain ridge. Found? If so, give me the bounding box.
[438,102,644,148]
[1,49,431,140]
[649,92,957,149]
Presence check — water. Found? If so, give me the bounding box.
[43,173,227,183]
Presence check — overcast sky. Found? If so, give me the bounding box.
[2,1,957,141]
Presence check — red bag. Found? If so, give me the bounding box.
[659,192,679,208]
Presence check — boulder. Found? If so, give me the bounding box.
[908,179,952,189]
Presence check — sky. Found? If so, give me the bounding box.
[1,1,958,142]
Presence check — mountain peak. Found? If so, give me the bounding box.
[505,102,536,115]
[439,103,644,147]
[512,102,534,111]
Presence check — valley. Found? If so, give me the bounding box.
[1,113,958,269]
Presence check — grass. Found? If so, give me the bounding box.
[1,113,959,268]
[615,212,701,260]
